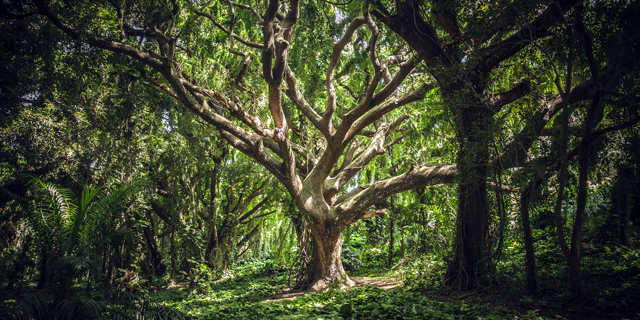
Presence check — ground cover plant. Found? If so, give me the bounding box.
[102,258,561,320]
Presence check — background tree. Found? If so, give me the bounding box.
[372,0,640,290]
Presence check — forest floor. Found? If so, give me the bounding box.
[264,276,401,302]
[123,260,560,319]
[7,254,636,319]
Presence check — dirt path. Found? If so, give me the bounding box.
[263,277,401,302]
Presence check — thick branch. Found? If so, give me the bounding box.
[490,81,531,112]
[324,123,389,204]
[337,57,420,142]
[495,78,595,170]
[34,0,163,71]
[323,16,366,133]
[336,163,457,224]
[361,208,388,219]
[284,64,324,133]
[238,197,270,223]
[477,0,578,74]
[344,82,435,144]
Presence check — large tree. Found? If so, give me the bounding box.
[371,0,639,289]
[24,0,457,290]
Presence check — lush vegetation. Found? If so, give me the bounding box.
[2,0,640,319]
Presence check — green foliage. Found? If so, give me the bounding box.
[104,259,550,320]
[392,254,448,291]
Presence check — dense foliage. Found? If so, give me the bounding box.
[2,0,640,319]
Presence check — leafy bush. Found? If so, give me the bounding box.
[392,254,447,291]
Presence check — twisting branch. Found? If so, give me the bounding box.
[228,1,263,22]
[490,81,531,112]
[477,0,578,74]
[336,57,421,143]
[494,78,596,171]
[141,74,178,99]
[324,123,390,204]
[260,0,302,195]
[284,64,324,134]
[33,0,163,71]
[323,16,366,134]
[238,197,270,223]
[361,3,383,109]
[344,81,435,144]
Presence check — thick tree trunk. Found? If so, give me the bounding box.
[446,171,489,289]
[446,107,490,290]
[306,221,353,291]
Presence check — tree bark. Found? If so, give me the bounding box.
[387,209,395,268]
[306,221,353,291]
[521,179,539,296]
[142,223,165,277]
[446,106,491,290]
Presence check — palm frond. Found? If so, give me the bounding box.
[52,256,96,277]
[82,182,141,250]
[67,185,103,255]
[15,288,54,320]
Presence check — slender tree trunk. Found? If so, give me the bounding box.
[521,179,539,296]
[620,190,630,247]
[142,223,164,277]
[569,94,602,296]
[388,209,395,268]
[169,225,176,282]
[613,166,633,247]
[416,187,428,254]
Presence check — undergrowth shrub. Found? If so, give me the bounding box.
[392,254,447,291]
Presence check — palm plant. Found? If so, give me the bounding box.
[1,176,139,319]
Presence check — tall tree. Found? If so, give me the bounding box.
[25,0,456,290]
[371,0,639,289]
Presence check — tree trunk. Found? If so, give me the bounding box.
[169,225,177,282]
[306,221,353,291]
[142,224,165,277]
[446,174,488,289]
[388,209,395,268]
[204,222,218,266]
[620,190,630,247]
[613,165,632,247]
[569,148,589,296]
[569,93,603,296]
[446,107,490,290]
[521,180,539,296]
